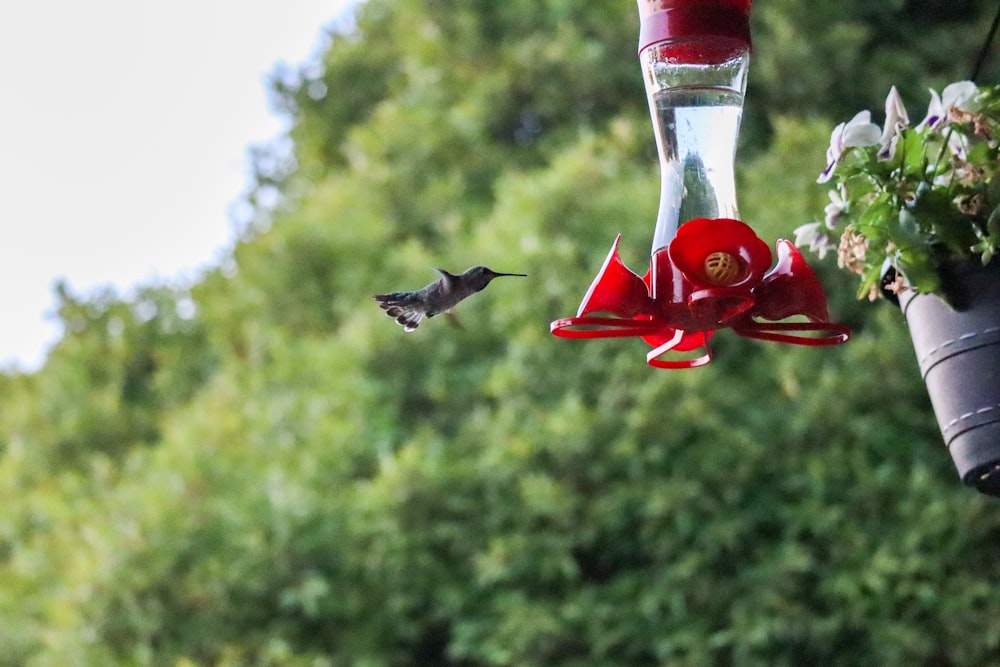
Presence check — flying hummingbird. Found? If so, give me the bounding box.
[374,266,527,331]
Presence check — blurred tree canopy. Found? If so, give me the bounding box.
[3,0,1000,665]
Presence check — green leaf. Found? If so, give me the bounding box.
[856,192,895,239]
[889,208,923,249]
[901,128,931,177]
[987,203,1000,239]
[895,254,943,295]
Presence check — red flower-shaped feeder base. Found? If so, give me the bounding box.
[550,218,850,369]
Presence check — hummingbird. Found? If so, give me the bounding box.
[374,266,527,331]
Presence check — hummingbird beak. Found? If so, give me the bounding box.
[489,271,527,278]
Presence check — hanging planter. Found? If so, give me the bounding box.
[798,82,1000,495]
[551,0,849,368]
[898,260,1000,495]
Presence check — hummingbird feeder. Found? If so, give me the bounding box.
[550,0,850,368]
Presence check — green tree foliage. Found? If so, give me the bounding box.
[3,1,1000,665]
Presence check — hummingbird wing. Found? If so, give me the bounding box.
[373,292,425,332]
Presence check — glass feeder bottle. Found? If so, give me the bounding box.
[637,0,752,254]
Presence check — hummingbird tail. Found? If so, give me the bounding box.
[374,293,425,332]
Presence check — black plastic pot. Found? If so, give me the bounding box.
[898,260,1000,496]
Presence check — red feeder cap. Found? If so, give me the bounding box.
[638,0,752,56]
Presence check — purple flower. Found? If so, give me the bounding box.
[794,188,847,260]
[916,81,977,132]
[817,111,881,183]
[824,186,847,228]
[792,223,832,260]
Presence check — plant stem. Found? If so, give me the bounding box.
[971,1,1000,83]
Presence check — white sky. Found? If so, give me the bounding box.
[0,1,356,372]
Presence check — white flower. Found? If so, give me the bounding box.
[824,186,848,228]
[878,86,909,159]
[793,222,836,260]
[795,185,849,260]
[817,111,882,183]
[916,80,978,131]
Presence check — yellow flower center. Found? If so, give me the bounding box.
[703,251,743,286]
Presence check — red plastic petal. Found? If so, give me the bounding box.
[668,218,772,289]
[643,327,714,352]
[753,239,831,322]
[576,235,652,318]
[550,315,663,339]
[732,320,851,346]
[648,236,756,330]
[646,330,713,369]
[686,286,756,325]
